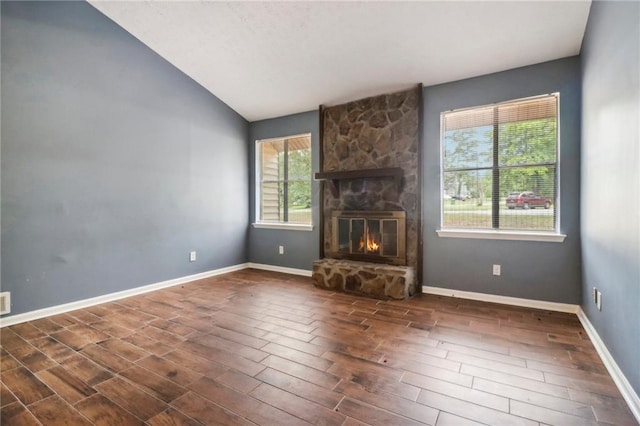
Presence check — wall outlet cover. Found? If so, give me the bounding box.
[0,292,11,315]
[492,264,501,276]
[189,251,197,262]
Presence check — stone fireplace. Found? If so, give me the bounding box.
[312,86,422,299]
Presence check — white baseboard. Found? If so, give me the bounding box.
[422,286,579,313]
[577,308,640,423]
[247,262,312,277]
[0,263,249,328]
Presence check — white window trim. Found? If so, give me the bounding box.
[439,93,564,240]
[252,222,314,232]
[254,133,312,230]
[436,228,566,242]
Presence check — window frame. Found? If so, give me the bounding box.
[437,94,566,242]
[253,133,313,231]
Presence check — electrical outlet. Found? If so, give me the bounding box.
[278,245,284,255]
[0,292,10,315]
[596,290,602,311]
[592,287,598,305]
[492,264,501,276]
[189,251,197,262]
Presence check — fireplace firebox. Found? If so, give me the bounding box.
[330,210,406,265]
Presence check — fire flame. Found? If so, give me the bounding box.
[359,230,380,253]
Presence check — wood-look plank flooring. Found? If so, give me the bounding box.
[1,269,636,425]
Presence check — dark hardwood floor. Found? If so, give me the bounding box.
[1,269,636,425]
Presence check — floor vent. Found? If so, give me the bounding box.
[0,292,11,315]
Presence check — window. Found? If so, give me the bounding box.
[440,94,559,235]
[256,134,312,226]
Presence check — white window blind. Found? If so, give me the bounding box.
[257,134,312,224]
[441,94,559,232]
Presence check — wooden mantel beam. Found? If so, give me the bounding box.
[314,167,404,197]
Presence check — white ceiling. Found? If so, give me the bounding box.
[88,1,591,122]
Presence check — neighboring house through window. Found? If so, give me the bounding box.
[440,94,559,235]
[256,134,312,226]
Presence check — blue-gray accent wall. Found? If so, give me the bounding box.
[422,58,582,304]
[248,111,320,270]
[581,1,640,397]
[1,1,249,316]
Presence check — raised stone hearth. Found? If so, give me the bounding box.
[312,258,416,300]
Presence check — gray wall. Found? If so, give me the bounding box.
[423,58,582,304]
[581,1,640,396]
[248,111,320,270]
[1,1,248,317]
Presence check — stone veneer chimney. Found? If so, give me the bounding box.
[314,86,422,298]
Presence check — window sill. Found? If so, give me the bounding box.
[252,222,314,232]
[436,229,566,242]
